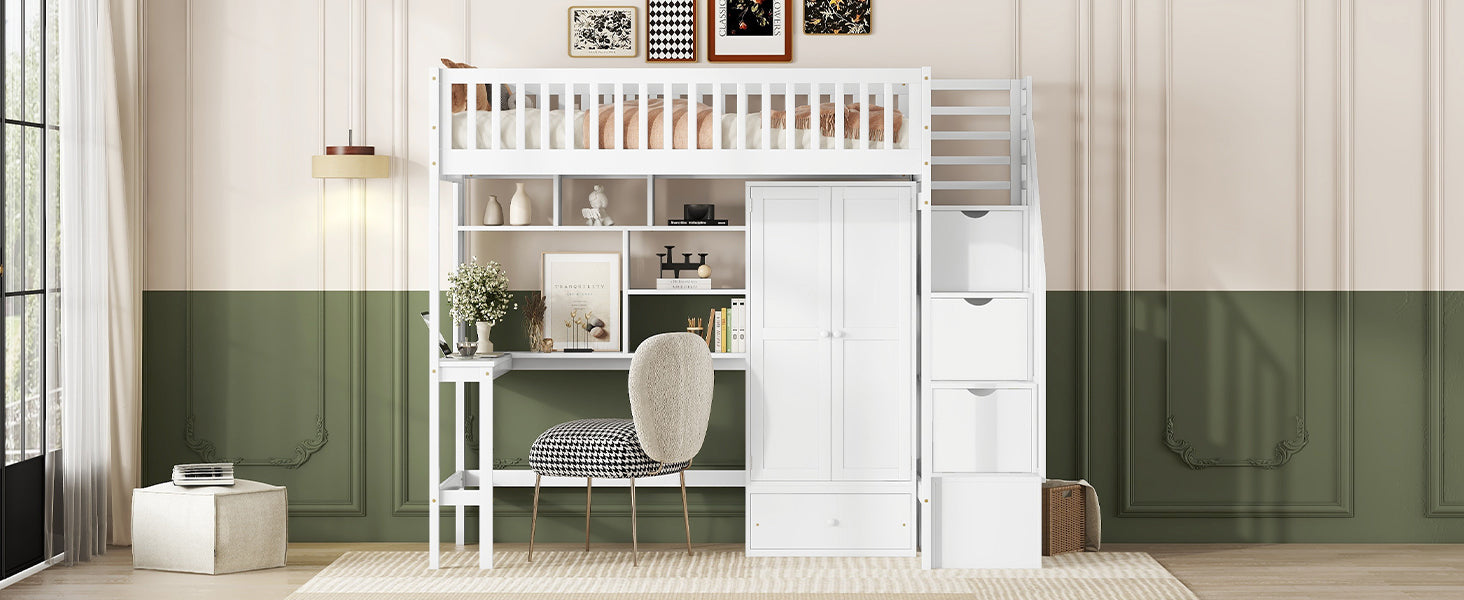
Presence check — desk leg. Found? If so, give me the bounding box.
[480,378,494,569]
[454,382,466,546]
[429,378,441,569]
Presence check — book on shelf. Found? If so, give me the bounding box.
[731,298,747,353]
[667,219,730,226]
[704,300,748,353]
[656,278,712,290]
[172,462,235,487]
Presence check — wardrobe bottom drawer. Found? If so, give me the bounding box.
[748,492,914,554]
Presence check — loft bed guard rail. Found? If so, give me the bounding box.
[431,67,929,176]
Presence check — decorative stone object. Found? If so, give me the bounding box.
[697,264,712,278]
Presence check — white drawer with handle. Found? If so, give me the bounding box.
[931,209,1027,292]
[930,298,1030,381]
[931,388,1035,473]
[748,492,914,554]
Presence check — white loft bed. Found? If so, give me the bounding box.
[431,68,925,176]
[425,67,1045,570]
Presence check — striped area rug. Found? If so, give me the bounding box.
[286,549,1199,599]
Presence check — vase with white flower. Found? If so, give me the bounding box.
[447,259,515,354]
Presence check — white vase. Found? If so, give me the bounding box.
[483,194,503,226]
[508,183,532,226]
[475,322,494,352]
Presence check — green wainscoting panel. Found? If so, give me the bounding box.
[144,290,745,543]
[145,290,1464,543]
[1046,291,1464,542]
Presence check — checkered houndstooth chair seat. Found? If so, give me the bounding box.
[529,418,692,479]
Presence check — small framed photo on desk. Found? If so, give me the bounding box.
[543,252,622,352]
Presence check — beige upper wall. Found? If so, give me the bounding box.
[145,0,1461,292]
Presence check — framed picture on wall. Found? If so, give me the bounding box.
[804,0,870,34]
[542,252,622,351]
[707,0,791,62]
[568,6,638,58]
[647,0,698,62]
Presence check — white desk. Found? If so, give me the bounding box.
[427,351,747,569]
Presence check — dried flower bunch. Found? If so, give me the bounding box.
[523,292,548,352]
[447,258,515,324]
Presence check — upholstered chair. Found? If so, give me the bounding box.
[527,332,714,565]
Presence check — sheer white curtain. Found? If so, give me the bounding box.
[59,0,142,562]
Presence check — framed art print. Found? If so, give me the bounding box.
[647,0,697,62]
[542,252,622,351]
[804,0,870,34]
[707,0,791,62]
[568,6,638,58]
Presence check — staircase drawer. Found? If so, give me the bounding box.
[931,209,1026,292]
[930,298,1030,380]
[931,388,1035,473]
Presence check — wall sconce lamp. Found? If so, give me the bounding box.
[312,129,390,179]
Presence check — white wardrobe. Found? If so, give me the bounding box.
[745,182,916,557]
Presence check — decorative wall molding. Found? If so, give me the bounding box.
[173,0,365,516]
[1120,0,1351,516]
[1424,0,1461,517]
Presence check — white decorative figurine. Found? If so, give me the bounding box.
[582,185,613,226]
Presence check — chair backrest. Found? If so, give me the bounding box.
[627,332,715,465]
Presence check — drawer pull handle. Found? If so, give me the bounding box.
[963,298,994,307]
[967,388,997,397]
[960,210,990,219]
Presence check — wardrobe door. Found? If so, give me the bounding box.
[749,186,833,481]
[832,185,914,481]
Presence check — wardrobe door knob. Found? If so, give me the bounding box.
[827,518,840,527]
[819,330,831,338]
[833,330,846,338]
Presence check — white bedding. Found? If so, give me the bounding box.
[451,108,909,151]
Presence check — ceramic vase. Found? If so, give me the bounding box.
[508,183,532,226]
[483,194,503,225]
[475,322,494,352]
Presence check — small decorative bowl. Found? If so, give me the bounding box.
[456,341,478,357]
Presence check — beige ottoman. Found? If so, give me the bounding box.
[132,479,287,574]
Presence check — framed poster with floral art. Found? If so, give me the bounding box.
[707,0,791,62]
[804,0,870,34]
[568,6,638,57]
[542,252,622,351]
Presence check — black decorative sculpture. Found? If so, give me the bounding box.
[657,245,708,278]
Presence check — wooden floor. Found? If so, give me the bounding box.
[2,543,1462,599]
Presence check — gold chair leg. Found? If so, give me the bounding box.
[528,473,541,563]
[629,477,639,567]
[579,477,585,553]
[680,470,692,556]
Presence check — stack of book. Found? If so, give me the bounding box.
[705,298,747,353]
[172,463,236,487]
[667,219,729,226]
[656,278,712,290]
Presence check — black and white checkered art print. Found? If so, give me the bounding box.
[647,0,697,62]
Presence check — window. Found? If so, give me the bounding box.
[4,0,59,466]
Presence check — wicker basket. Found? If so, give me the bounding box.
[1042,483,1087,556]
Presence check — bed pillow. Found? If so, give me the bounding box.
[440,58,515,112]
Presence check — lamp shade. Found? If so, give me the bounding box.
[312,145,390,179]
